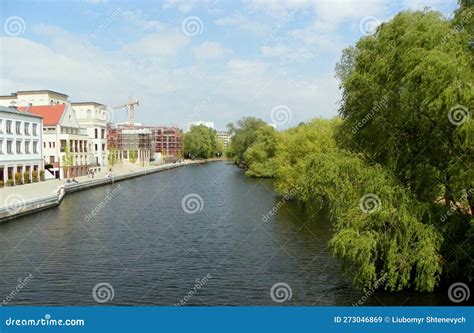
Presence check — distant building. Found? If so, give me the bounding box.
[25,104,90,179]
[0,106,43,186]
[216,131,232,150]
[0,90,68,107]
[187,121,214,132]
[71,102,108,172]
[148,126,183,161]
[267,123,277,129]
[107,124,153,167]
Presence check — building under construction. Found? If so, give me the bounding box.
[147,126,184,161]
[107,123,153,167]
[107,123,183,165]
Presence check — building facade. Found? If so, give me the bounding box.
[216,131,231,151]
[0,106,43,186]
[0,90,68,107]
[25,104,90,179]
[71,102,108,172]
[107,124,153,167]
[148,126,183,161]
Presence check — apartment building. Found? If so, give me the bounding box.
[216,131,232,151]
[24,104,90,179]
[71,102,108,172]
[0,106,43,186]
[0,90,68,107]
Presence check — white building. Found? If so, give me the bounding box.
[71,102,108,172]
[0,90,68,107]
[0,106,43,186]
[216,131,232,150]
[25,104,90,179]
[187,121,214,132]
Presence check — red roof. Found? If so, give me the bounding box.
[18,104,66,126]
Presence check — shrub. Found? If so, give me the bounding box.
[32,171,39,182]
[15,172,22,185]
[0,180,4,187]
[23,171,30,184]
[7,179,14,187]
[39,170,45,181]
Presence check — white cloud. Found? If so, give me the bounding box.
[130,32,190,57]
[214,13,271,35]
[193,41,233,60]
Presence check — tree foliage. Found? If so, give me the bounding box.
[226,5,473,291]
[184,125,222,159]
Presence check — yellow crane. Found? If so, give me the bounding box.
[114,97,139,126]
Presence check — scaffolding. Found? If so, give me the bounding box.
[107,123,183,164]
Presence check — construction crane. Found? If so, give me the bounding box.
[114,97,139,126]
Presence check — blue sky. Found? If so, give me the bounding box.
[0,0,458,130]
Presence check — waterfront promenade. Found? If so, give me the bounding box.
[0,160,205,222]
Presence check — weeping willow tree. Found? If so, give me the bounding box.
[335,7,473,285]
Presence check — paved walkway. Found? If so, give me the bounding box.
[0,161,195,210]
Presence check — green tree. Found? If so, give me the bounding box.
[129,149,138,164]
[62,144,73,179]
[184,125,220,159]
[226,117,268,166]
[243,125,279,177]
[336,9,473,283]
[108,147,117,170]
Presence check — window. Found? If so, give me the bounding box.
[0,119,3,133]
[95,128,98,139]
[49,142,52,148]
[101,128,105,139]
[25,141,30,154]
[7,140,12,154]
[6,120,12,134]
[43,142,46,148]
[52,142,55,148]
[16,121,21,134]
[0,140,3,154]
[33,141,38,154]
[49,156,55,163]
[24,122,30,135]
[33,123,38,135]
[16,140,22,154]
[95,144,98,151]
[102,144,105,151]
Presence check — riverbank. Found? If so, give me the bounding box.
[0,160,208,223]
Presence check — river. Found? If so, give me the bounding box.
[0,161,450,305]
